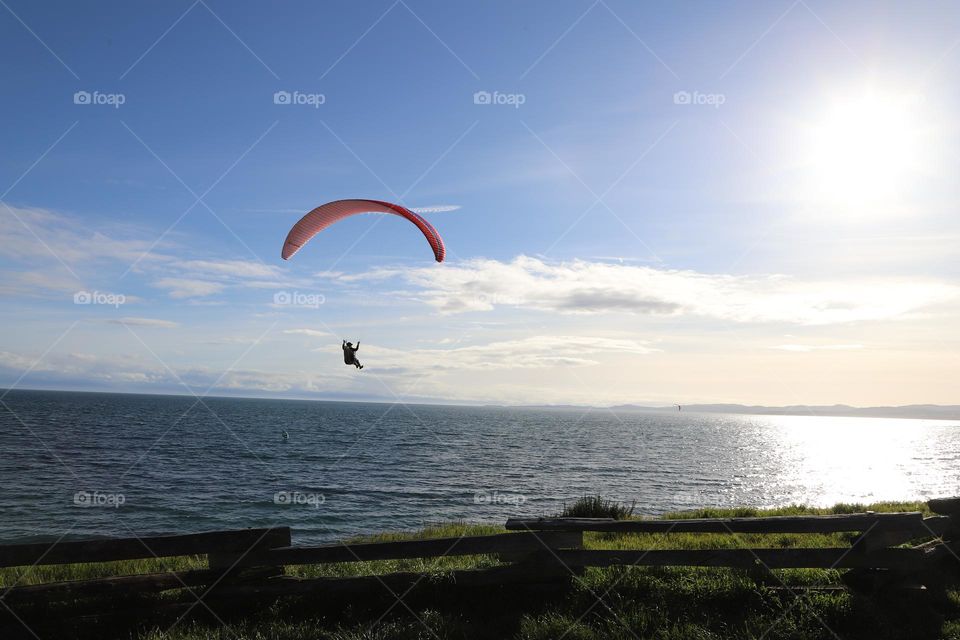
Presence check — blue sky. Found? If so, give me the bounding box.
[2,0,959,406]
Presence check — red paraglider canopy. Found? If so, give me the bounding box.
[281,199,445,262]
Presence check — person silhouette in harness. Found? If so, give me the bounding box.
[342,340,363,370]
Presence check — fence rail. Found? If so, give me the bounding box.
[505,511,933,534]
[0,528,291,568]
[2,496,958,634]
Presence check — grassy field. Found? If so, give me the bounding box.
[2,500,958,640]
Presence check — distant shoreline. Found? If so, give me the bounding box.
[608,403,960,421]
[2,387,958,421]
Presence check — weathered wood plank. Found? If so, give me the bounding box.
[0,566,281,603]
[221,531,582,568]
[928,497,960,515]
[546,547,925,570]
[853,530,916,553]
[0,528,291,568]
[206,562,572,598]
[506,512,924,534]
[917,516,953,537]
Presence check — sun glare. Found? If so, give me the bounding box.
[802,89,928,209]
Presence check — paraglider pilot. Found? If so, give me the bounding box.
[342,340,363,370]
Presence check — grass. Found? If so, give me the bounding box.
[286,522,505,579]
[560,495,637,519]
[1,501,956,640]
[0,554,207,587]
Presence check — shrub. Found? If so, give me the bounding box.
[560,495,636,519]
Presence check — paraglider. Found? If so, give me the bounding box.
[281,199,443,373]
[342,340,363,370]
[281,199,446,262]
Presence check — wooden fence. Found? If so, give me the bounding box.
[2,496,958,635]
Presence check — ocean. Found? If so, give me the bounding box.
[1,389,958,545]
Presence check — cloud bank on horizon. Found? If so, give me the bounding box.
[1,1,958,406]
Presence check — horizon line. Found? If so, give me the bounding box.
[2,386,958,418]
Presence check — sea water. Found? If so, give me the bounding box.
[1,389,958,544]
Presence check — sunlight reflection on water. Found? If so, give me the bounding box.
[764,414,953,506]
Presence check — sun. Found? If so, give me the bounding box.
[802,88,927,209]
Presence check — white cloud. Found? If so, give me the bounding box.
[772,343,864,352]
[178,260,284,280]
[0,206,302,302]
[153,278,225,299]
[0,349,169,383]
[283,328,329,338]
[0,348,352,397]
[0,350,36,371]
[411,205,461,213]
[348,256,958,325]
[196,335,266,345]
[111,317,179,328]
[0,206,161,267]
[362,335,659,371]
[312,270,345,279]
[0,270,85,297]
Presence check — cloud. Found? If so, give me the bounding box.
[0,205,161,267]
[238,208,306,214]
[311,270,345,279]
[158,259,304,298]
[178,260,284,280]
[772,344,864,352]
[362,335,659,371]
[283,328,329,338]
[0,348,356,398]
[347,256,958,325]
[153,278,225,299]
[0,350,35,371]
[0,270,85,297]
[110,317,179,328]
[411,205,461,213]
[0,350,169,384]
[0,206,302,302]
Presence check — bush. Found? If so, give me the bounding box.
[560,495,636,519]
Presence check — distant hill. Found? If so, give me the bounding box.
[608,403,960,420]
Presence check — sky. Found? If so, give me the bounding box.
[1,0,959,407]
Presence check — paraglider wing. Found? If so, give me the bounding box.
[281,199,446,262]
